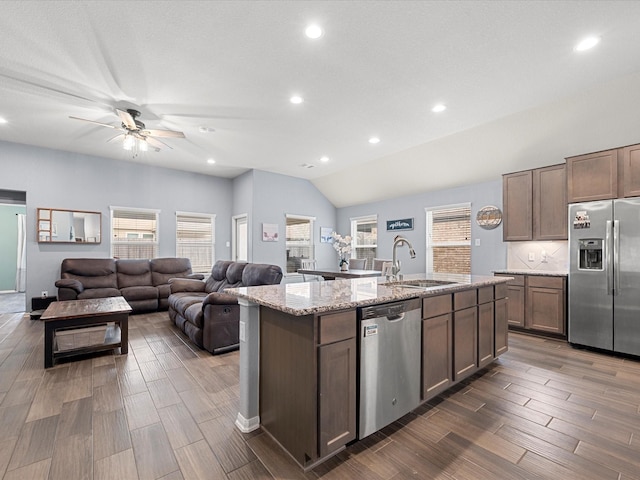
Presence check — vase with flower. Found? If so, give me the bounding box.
[331,232,352,271]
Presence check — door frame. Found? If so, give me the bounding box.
[232,214,249,262]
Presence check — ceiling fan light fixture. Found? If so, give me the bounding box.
[139,138,149,152]
[123,134,135,150]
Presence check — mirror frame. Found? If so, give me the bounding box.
[37,207,102,244]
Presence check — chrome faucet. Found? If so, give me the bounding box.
[390,235,416,281]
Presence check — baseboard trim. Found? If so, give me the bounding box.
[235,412,260,433]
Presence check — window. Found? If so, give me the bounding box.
[176,212,215,274]
[425,203,471,274]
[110,206,159,259]
[350,215,377,269]
[285,215,315,274]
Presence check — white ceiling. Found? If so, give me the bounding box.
[1,1,640,207]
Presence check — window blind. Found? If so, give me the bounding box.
[176,212,215,274]
[111,207,159,259]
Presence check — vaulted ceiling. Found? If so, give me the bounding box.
[1,1,640,207]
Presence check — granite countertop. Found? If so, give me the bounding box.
[225,273,511,316]
[493,269,568,277]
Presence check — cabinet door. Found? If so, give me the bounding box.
[503,171,533,241]
[453,307,478,380]
[566,149,618,203]
[622,144,640,197]
[526,287,565,335]
[422,314,452,400]
[318,337,356,458]
[494,298,508,356]
[533,164,567,240]
[506,285,525,327]
[478,302,494,368]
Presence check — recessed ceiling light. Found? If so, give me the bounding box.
[369,137,380,144]
[431,104,447,113]
[290,95,304,104]
[305,24,323,39]
[320,156,329,163]
[575,36,600,52]
[207,158,216,165]
[0,117,7,124]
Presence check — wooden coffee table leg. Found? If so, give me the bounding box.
[120,315,128,354]
[44,322,55,368]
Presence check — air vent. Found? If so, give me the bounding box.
[299,163,315,169]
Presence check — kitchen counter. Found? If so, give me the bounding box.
[226,273,511,470]
[493,269,567,276]
[226,272,509,316]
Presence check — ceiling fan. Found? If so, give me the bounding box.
[69,108,185,152]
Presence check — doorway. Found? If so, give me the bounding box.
[0,189,27,314]
[232,214,248,262]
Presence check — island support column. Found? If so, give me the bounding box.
[235,298,261,432]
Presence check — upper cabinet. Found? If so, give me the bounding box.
[503,164,567,241]
[566,149,618,203]
[566,143,640,202]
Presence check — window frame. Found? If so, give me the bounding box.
[175,211,216,275]
[110,206,160,259]
[425,203,471,274]
[350,214,378,267]
[285,214,316,275]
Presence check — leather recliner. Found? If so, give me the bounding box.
[168,260,282,354]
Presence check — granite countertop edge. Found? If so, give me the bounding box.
[226,275,511,316]
[493,269,568,277]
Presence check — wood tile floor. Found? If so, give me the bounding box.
[1,311,640,479]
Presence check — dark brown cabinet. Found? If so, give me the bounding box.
[495,273,566,338]
[477,286,495,368]
[622,144,640,197]
[453,290,478,380]
[422,295,453,399]
[494,283,508,357]
[503,164,567,241]
[259,308,356,468]
[566,148,618,203]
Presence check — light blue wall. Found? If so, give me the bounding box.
[0,140,233,309]
[336,179,507,276]
[251,170,337,276]
[0,204,26,291]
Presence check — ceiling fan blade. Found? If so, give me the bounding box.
[145,136,171,150]
[140,129,185,138]
[116,109,137,130]
[107,133,125,143]
[69,116,120,129]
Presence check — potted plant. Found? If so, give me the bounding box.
[331,232,352,271]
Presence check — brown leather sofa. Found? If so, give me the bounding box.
[55,257,203,312]
[168,260,282,354]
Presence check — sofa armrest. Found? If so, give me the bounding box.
[169,278,206,294]
[187,273,205,280]
[203,292,239,307]
[55,279,84,293]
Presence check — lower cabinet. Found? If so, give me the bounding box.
[260,307,357,469]
[423,313,453,399]
[495,273,567,337]
[477,286,495,368]
[494,283,509,356]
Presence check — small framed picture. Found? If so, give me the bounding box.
[320,227,333,243]
[262,223,279,242]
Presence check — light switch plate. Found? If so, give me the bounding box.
[528,252,535,261]
[474,238,481,246]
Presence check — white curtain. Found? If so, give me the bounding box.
[15,213,26,292]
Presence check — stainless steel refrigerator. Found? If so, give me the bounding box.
[569,197,640,356]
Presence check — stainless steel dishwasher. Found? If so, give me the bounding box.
[358,298,422,439]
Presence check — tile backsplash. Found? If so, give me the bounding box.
[507,241,568,271]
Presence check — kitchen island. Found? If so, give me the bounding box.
[226,273,511,470]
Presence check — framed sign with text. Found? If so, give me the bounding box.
[386,218,414,231]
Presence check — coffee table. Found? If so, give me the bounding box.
[41,296,132,368]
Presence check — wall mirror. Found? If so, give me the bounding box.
[37,208,102,243]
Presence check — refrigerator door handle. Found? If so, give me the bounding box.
[613,219,620,296]
[606,220,613,295]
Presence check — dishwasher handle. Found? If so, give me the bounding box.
[360,301,410,320]
[387,312,405,322]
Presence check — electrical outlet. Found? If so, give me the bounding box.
[541,250,547,262]
[41,291,48,298]
[528,252,535,262]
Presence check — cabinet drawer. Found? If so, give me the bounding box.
[423,294,452,319]
[318,310,356,345]
[478,286,494,304]
[454,289,477,310]
[527,275,565,289]
[495,283,508,300]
